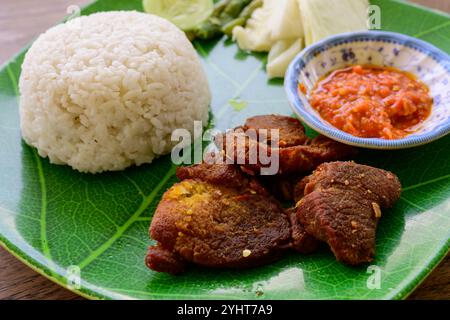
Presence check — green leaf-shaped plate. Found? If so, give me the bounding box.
[0,0,449,300]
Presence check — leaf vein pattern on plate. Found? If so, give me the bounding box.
[77,165,176,270]
[195,42,241,89]
[414,20,450,38]
[216,64,262,118]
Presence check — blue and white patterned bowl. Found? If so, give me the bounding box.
[285,31,450,149]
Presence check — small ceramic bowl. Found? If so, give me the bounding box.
[285,31,450,149]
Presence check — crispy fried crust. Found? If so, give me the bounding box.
[243,114,309,147]
[146,245,185,275]
[219,115,357,175]
[176,163,268,195]
[297,161,402,207]
[286,208,319,254]
[259,175,304,201]
[295,162,402,265]
[146,118,400,272]
[146,171,292,273]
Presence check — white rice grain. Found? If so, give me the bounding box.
[19,11,210,173]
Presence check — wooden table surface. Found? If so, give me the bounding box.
[0,0,449,300]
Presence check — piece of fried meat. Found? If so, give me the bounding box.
[294,161,402,265]
[218,115,357,175]
[146,163,292,274]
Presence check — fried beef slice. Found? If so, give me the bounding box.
[176,162,267,194]
[294,161,402,265]
[219,115,357,175]
[146,163,292,274]
[242,114,309,147]
[178,162,319,252]
[286,208,319,254]
[259,174,305,201]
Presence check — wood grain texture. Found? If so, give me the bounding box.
[0,0,448,300]
[411,0,450,13]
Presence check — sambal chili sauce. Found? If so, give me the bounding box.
[307,65,433,139]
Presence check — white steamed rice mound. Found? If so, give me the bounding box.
[19,11,210,173]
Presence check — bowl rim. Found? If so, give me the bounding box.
[284,30,450,149]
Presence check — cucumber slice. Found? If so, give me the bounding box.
[143,0,214,31]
